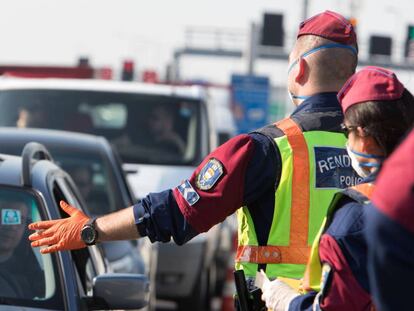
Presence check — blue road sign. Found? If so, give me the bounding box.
[231,74,270,134]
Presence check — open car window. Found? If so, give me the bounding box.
[54,152,123,216]
[0,186,63,309]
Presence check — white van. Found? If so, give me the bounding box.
[0,78,230,310]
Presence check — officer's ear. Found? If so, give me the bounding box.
[295,57,307,83]
[358,127,384,156]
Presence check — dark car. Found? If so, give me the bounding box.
[0,128,157,307]
[0,143,149,310]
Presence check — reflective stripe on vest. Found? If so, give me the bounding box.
[302,182,374,292]
[236,117,350,279]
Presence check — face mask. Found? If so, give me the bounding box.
[287,43,357,103]
[288,91,311,105]
[346,143,383,178]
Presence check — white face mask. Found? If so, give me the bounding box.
[346,143,383,178]
[288,91,295,106]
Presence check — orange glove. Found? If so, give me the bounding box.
[28,200,90,254]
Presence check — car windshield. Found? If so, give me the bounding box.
[0,187,62,308]
[0,89,203,166]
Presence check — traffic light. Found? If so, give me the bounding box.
[369,35,392,57]
[405,25,414,59]
[78,57,90,67]
[121,60,134,81]
[261,13,284,47]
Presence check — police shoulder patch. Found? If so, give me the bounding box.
[320,263,333,296]
[177,180,200,206]
[196,158,224,191]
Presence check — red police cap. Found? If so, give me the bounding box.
[337,66,405,113]
[298,10,357,45]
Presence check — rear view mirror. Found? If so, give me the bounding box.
[92,273,149,310]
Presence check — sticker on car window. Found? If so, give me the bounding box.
[1,209,21,225]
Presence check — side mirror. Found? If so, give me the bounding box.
[91,273,149,310]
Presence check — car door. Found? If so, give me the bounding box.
[48,174,108,310]
[0,185,66,310]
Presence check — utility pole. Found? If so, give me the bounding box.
[303,0,309,21]
[247,22,259,75]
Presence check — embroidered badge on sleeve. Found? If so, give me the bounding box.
[177,180,200,206]
[196,158,224,191]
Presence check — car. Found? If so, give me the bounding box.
[0,77,232,309]
[0,127,157,309]
[0,142,149,310]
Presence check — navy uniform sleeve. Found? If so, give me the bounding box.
[289,292,317,311]
[133,190,197,245]
[366,204,414,311]
[133,133,279,243]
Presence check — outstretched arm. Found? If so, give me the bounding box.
[95,206,139,241]
[28,201,139,254]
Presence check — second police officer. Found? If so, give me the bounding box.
[261,67,414,310]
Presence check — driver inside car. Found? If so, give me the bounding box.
[0,194,45,299]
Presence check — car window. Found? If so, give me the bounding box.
[54,152,124,215]
[0,89,203,166]
[0,145,128,216]
[0,186,63,309]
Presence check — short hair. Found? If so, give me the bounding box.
[295,35,358,85]
[345,89,414,156]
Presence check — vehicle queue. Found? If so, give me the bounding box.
[0,9,413,311]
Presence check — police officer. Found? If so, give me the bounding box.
[366,128,414,311]
[261,67,414,310]
[28,10,358,288]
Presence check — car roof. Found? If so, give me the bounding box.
[0,152,59,187]
[0,77,206,99]
[0,153,24,186]
[0,127,109,155]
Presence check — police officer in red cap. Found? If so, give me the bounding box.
[28,10,359,303]
[366,128,414,311]
[261,66,414,310]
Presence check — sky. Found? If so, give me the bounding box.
[1,0,414,86]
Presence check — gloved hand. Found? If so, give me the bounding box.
[28,201,90,254]
[261,279,299,311]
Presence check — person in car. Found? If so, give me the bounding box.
[16,105,49,129]
[65,165,111,216]
[113,104,186,157]
[148,105,186,156]
[0,195,44,299]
